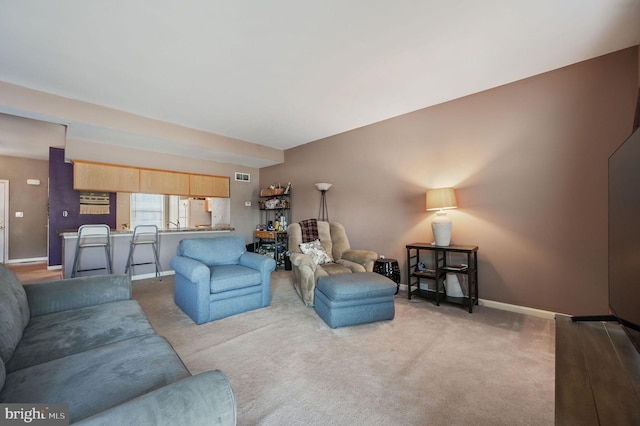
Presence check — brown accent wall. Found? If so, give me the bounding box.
[0,155,49,260]
[261,47,639,315]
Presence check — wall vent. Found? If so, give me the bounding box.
[235,172,250,182]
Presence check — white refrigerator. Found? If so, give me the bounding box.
[179,199,212,228]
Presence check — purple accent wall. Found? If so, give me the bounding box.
[48,147,116,266]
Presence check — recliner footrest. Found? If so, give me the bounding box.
[314,272,396,328]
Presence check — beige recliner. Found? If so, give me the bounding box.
[287,221,378,306]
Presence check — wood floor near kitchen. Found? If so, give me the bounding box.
[6,262,62,284]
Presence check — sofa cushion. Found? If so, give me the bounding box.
[210,265,262,293]
[5,300,155,373]
[0,335,191,423]
[178,236,246,266]
[0,265,30,364]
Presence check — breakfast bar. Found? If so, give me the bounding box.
[59,226,234,279]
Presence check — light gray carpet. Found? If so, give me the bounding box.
[132,271,554,426]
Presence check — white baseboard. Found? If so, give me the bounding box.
[478,299,557,319]
[4,257,48,264]
[398,283,557,319]
[131,270,175,281]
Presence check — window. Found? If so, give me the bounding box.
[130,194,181,229]
[130,193,163,228]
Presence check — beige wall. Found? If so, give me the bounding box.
[0,81,283,167]
[0,155,49,260]
[261,47,639,315]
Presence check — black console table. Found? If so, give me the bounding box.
[406,243,478,313]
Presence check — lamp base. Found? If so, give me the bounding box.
[431,213,452,246]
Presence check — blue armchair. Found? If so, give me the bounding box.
[170,236,276,324]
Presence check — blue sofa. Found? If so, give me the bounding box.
[171,236,276,325]
[0,264,236,425]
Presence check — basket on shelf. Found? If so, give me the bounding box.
[259,187,285,197]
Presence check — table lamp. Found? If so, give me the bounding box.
[426,187,458,246]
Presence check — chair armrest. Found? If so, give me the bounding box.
[289,252,317,272]
[25,274,131,317]
[170,256,210,284]
[75,371,236,426]
[338,258,367,273]
[341,249,378,267]
[239,252,276,274]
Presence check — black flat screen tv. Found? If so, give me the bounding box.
[608,126,640,353]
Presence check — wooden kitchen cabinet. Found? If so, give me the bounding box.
[189,174,229,198]
[140,169,189,195]
[74,160,229,197]
[73,161,140,192]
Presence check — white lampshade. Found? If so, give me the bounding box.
[426,188,458,246]
[315,182,332,191]
[426,188,458,211]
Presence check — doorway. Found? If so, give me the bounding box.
[0,180,8,263]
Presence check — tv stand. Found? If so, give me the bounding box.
[555,315,640,425]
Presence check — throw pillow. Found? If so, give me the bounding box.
[299,239,333,265]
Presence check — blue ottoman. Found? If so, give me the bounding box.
[314,272,396,328]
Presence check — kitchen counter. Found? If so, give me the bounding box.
[58,225,234,237]
[59,226,235,279]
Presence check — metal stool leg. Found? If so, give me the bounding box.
[104,244,112,274]
[151,242,162,280]
[125,241,134,278]
[71,239,81,278]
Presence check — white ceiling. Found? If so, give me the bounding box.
[1,1,639,165]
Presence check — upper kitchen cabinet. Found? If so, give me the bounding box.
[73,160,229,197]
[73,161,140,192]
[189,174,230,198]
[140,169,189,195]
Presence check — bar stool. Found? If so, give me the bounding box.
[71,224,112,277]
[125,225,162,280]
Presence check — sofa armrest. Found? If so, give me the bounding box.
[75,371,236,426]
[170,256,210,284]
[341,249,378,270]
[289,252,317,272]
[25,274,132,317]
[239,251,276,274]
